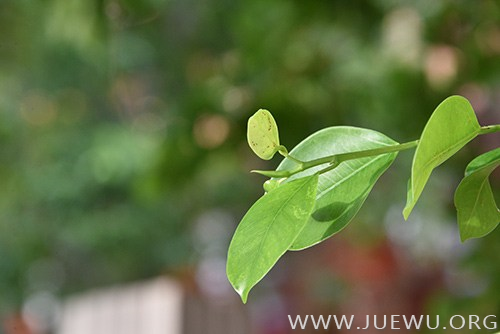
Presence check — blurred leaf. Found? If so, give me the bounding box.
[404,96,480,219]
[455,148,500,242]
[275,127,398,250]
[227,174,318,303]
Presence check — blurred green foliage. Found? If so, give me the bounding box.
[0,0,499,322]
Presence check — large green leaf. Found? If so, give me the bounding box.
[226,174,318,303]
[403,96,480,219]
[454,148,500,241]
[276,126,398,250]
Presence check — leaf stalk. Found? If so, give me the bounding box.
[256,140,419,178]
[480,124,500,135]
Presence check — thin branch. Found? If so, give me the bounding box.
[253,140,419,178]
[480,124,500,135]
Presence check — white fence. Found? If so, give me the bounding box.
[56,277,249,334]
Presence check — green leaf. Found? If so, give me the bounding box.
[226,174,318,303]
[247,109,282,160]
[250,168,295,178]
[275,126,398,250]
[454,148,500,241]
[403,96,480,219]
[263,178,283,193]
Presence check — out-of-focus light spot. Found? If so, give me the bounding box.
[485,27,500,54]
[132,111,167,133]
[476,24,500,55]
[44,0,98,51]
[193,209,234,255]
[56,88,88,124]
[26,258,66,293]
[384,204,464,266]
[193,209,235,301]
[292,80,329,111]
[186,53,219,84]
[87,126,160,183]
[444,265,488,297]
[196,257,233,301]
[193,114,230,149]
[105,1,122,21]
[22,291,61,334]
[112,34,156,69]
[206,75,226,93]
[20,92,58,126]
[222,86,252,114]
[424,45,459,89]
[458,83,490,115]
[284,39,314,73]
[382,7,423,68]
[2,315,31,334]
[110,75,149,116]
[130,96,168,133]
[221,50,241,77]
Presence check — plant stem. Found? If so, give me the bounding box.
[314,141,420,175]
[279,149,303,165]
[253,140,419,178]
[480,124,500,135]
[254,124,499,179]
[303,140,419,170]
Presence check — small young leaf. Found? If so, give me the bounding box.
[251,168,295,178]
[275,126,398,250]
[403,96,480,219]
[454,148,500,241]
[247,109,281,160]
[263,178,282,193]
[226,174,318,303]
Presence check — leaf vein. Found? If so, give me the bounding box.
[317,154,389,198]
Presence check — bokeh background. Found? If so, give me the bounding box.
[1,0,499,333]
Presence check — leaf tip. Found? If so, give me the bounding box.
[231,283,250,304]
[227,268,250,304]
[251,169,291,178]
[240,291,249,304]
[402,205,412,220]
[251,169,274,177]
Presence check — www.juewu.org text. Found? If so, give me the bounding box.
[288,314,497,330]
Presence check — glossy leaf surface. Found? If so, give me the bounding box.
[454,148,500,241]
[227,174,318,303]
[276,126,398,250]
[403,96,480,219]
[247,109,281,160]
